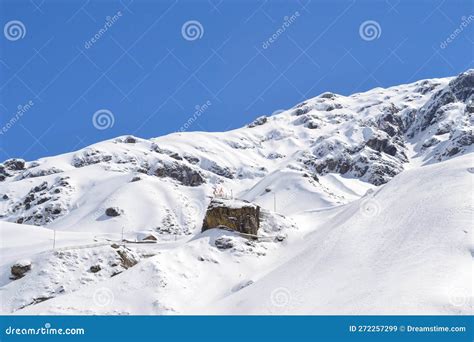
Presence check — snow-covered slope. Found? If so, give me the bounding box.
[210,154,474,314]
[0,70,472,315]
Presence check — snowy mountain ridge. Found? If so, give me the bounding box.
[0,70,472,315]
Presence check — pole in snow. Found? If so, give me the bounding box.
[53,229,56,250]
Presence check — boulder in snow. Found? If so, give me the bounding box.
[105,207,122,217]
[10,259,32,279]
[202,198,260,236]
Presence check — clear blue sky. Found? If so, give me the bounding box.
[0,0,472,162]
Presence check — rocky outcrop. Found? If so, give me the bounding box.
[202,199,260,236]
[153,162,205,186]
[19,167,63,180]
[10,176,73,225]
[214,236,235,249]
[89,265,101,273]
[10,260,32,279]
[4,159,26,171]
[116,246,140,269]
[72,148,112,168]
[0,159,26,181]
[248,116,267,128]
[105,207,122,217]
[414,70,474,133]
[123,136,137,143]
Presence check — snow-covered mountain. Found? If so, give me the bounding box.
[0,70,472,315]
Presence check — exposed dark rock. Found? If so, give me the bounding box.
[466,101,474,113]
[123,136,137,143]
[415,80,441,95]
[183,155,200,164]
[293,106,311,116]
[267,152,284,159]
[325,103,343,111]
[320,92,337,99]
[2,194,8,200]
[232,280,254,292]
[30,296,53,305]
[131,176,141,182]
[275,234,286,242]
[416,70,474,133]
[33,181,48,193]
[306,121,319,129]
[72,149,113,168]
[11,176,72,226]
[36,197,51,205]
[248,116,267,128]
[214,237,234,249]
[90,265,101,273]
[19,167,63,180]
[105,207,122,217]
[116,247,139,269]
[422,137,440,148]
[153,162,205,186]
[4,158,25,171]
[366,137,397,156]
[207,161,234,179]
[10,260,32,279]
[202,199,260,236]
[169,153,183,160]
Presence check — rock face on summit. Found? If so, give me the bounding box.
[202,199,260,236]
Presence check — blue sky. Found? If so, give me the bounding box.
[0,0,472,162]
